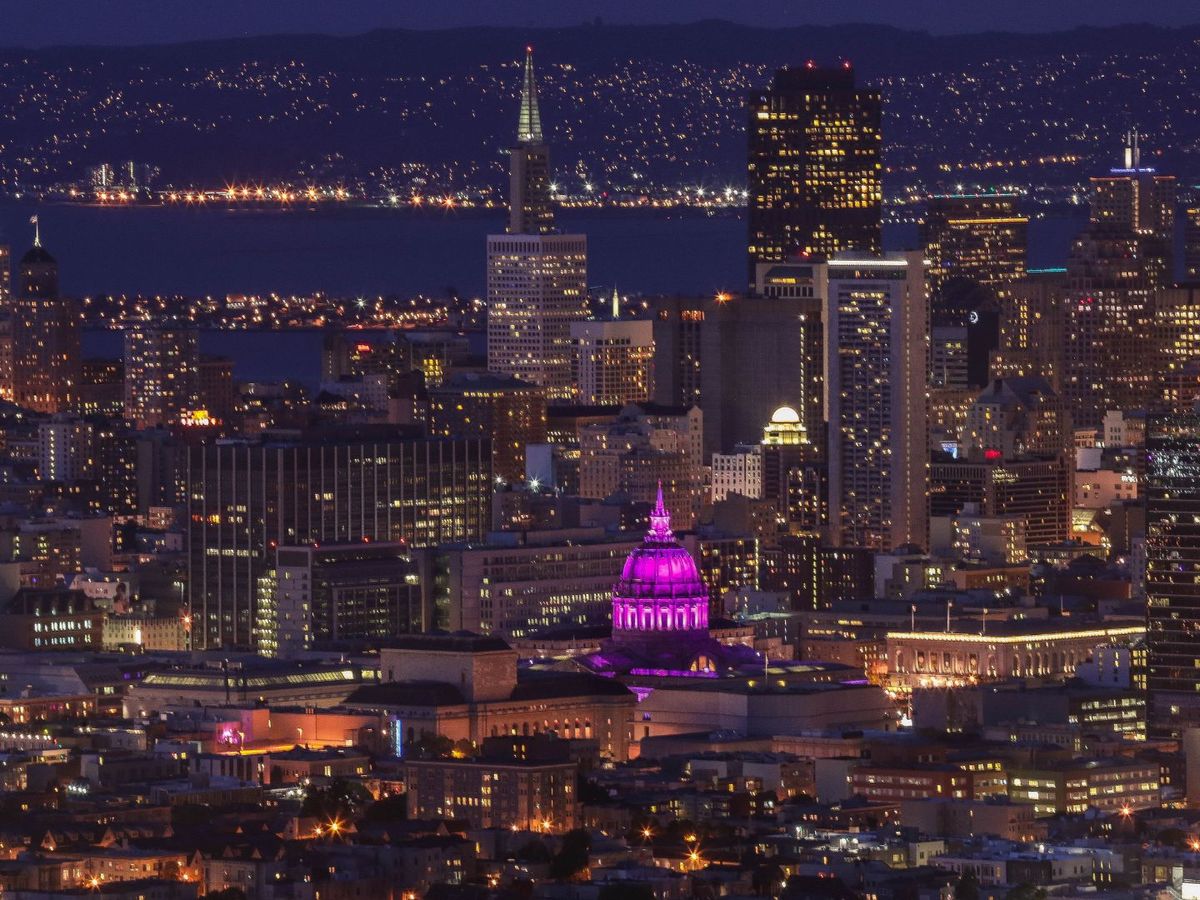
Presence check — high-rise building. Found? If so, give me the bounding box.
[652,264,825,457]
[508,47,554,237]
[758,405,825,533]
[930,456,1071,547]
[123,325,199,428]
[1062,229,1155,429]
[821,252,928,550]
[427,371,547,483]
[991,269,1066,388]
[486,49,588,400]
[1090,130,1175,287]
[0,244,10,309]
[77,358,124,418]
[321,331,412,391]
[649,295,705,410]
[578,403,704,528]
[269,542,422,657]
[12,237,80,414]
[747,62,882,284]
[187,427,492,651]
[1145,411,1200,734]
[922,194,1028,303]
[933,376,1072,547]
[196,355,236,426]
[570,317,655,406]
[1186,206,1200,282]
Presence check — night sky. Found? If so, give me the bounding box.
[3,0,1200,47]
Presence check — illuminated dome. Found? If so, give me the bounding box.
[770,406,801,424]
[611,485,709,640]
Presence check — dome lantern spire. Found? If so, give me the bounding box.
[647,482,673,542]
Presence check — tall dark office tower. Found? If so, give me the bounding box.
[508,46,554,236]
[650,262,825,459]
[187,427,492,651]
[1062,229,1155,430]
[123,325,199,429]
[12,233,81,414]
[1186,205,1200,282]
[922,194,1028,303]
[747,62,882,285]
[1145,411,1200,735]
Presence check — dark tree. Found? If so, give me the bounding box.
[599,884,653,900]
[954,870,981,900]
[549,828,591,880]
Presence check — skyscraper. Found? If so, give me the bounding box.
[922,194,1028,303]
[0,244,10,309]
[187,427,492,651]
[1186,205,1200,282]
[487,48,588,400]
[508,47,553,237]
[820,252,928,550]
[1089,130,1175,288]
[747,62,882,285]
[1145,410,1200,734]
[427,371,547,483]
[12,233,81,415]
[123,325,199,429]
[570,317,655,406]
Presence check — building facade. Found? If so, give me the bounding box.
[187,428,491,651]
[821,253,928,550]
[747,63,882,284]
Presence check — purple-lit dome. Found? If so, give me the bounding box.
[611,486,709,639]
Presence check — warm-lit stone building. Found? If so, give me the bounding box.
[747,62,882,285]
[884,621,1145,692]
[397,735,578,831]
[427,371,547,483]
[352,633,636,761]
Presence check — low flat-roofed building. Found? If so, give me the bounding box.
[885,620,1145,692]
[350,632,636,761]
[122,658,376,717]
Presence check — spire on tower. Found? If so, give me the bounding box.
[516,46,544,145]
[30,215,40,248]
[611,285,620,320]
[647,482,674,542]
[1123,127,1141,169]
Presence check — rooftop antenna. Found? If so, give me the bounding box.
[30,215,40,248]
